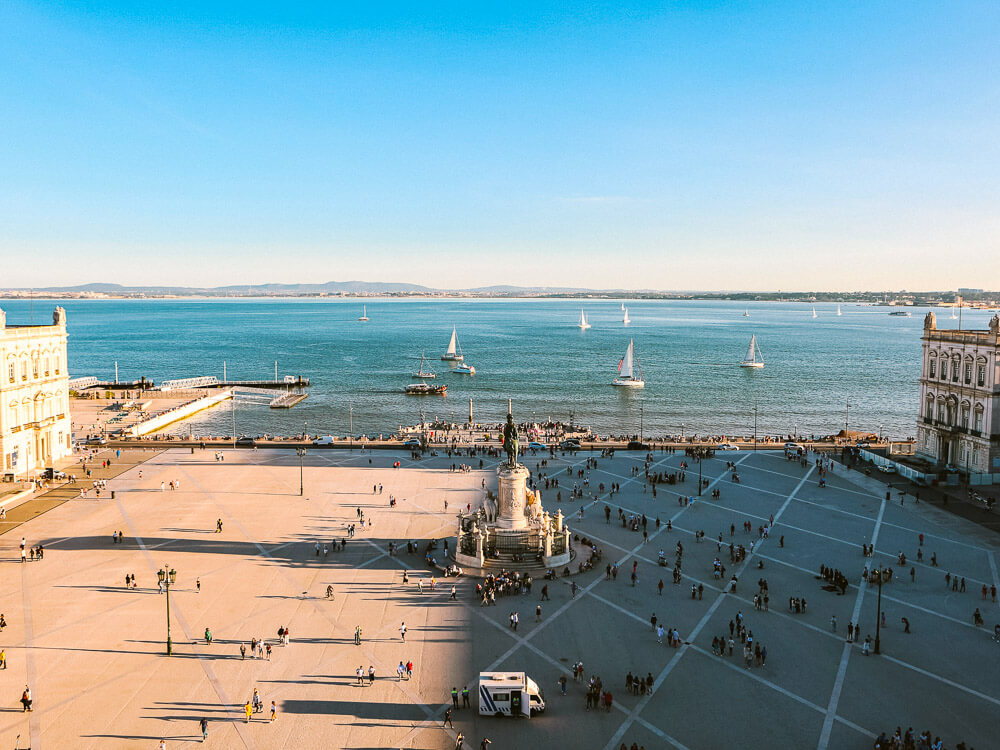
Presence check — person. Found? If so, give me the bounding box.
[21,685,32,711]
[270,700,276,722]
[462,685,470,707]
[327,584,334,599]
[455,732,465,749]
[444,707,454,727]
[0,647,5,669]
[200,717,208,741]
[244,700,252,722]
[204,627,212,644]
[480,739,492,750]
[355,625,362,645]
[451,686,459,707]
[196,578,201,593]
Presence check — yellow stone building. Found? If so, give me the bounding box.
[0,306,72,478]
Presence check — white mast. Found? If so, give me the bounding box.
[623,308,631,325]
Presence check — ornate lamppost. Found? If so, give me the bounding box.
[157,566,178,655]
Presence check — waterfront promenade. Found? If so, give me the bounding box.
[1,447,998,749]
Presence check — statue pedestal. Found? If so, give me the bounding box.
[495,463,530,529]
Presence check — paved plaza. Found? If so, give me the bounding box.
[1,445,999,749]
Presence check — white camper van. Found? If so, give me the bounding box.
[478,672,546,717]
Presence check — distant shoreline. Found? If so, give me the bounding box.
[2,292,997,309]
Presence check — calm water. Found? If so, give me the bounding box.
[4,298,990,439]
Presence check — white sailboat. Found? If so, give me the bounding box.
[358,305,369,322]
[623,308,631,326]
[950,307,958,319]
[740,335,764,369]
[621,302,626,312]
[612,338,645,388]
[441,326,464,361]
[812,307,817,319]
[413,352,436,379]
[578,309,592,329]
[743,308,750,318]
[836,305,842,316]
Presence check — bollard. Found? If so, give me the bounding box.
[111,491,116,500]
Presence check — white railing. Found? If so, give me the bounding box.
[158,376,220,391]
[68,376,100,389]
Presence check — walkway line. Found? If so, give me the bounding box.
[113,494,256,750]
[817,497,886,750]
[988,551,999,605]
[881,653,1000,708]
[21,561,42,749]
[602,463,815,750]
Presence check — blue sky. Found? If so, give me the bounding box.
[1,1,998,290]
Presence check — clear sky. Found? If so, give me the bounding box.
[1,1,998,291]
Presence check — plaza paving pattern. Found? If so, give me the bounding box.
[1,446,998,749]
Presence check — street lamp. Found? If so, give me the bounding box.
[640,404,644,444]
[296,447,306,496]
[349,401,354,453]
[156,566,178,655]
[873,565,884,655]
[753,400,758,452]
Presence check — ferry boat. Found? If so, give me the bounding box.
[404,383,447,395]
[441,326,464,361]
[612,339,644,388]
[740,334,764,369]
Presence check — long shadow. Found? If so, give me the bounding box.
[278,698,429,720]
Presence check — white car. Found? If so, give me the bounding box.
[312,436,335,445]
[719,443,740,451]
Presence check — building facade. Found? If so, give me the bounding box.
[0,306,72,478]
[916,311,1000,476]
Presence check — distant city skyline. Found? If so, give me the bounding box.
[2,2,998,290]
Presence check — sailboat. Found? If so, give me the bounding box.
[358,305,369,322]
[743,308,750,318]
[621,302,626,312]
[740,335,764,369]
[950,307,958,319]
[812,307,817,319]
[836,305,842,316]
[412,352,436,379]
[612,339,645,388]
[578,309,592,329]
[623,308,631,326]
[441,326,464,361]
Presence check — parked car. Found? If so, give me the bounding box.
[86,437,107,446]
[528,441,547,450]
[784,442,803,451]
[403,438,421,449]
[235,436,256,447]
[877,464,897,474]
[719,443,740,451]
[312,436,336,445]
[41,467,67,480]
[559,439,581,451]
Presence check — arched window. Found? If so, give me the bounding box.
[21,358,28,381]
[960,402,970,429]
[951,357,960,382]
[32,357,39,378]
[43,357,49,377]
[974,405,984,433]
[7,362,13,383]
[928,353,937,378]
[964,358,973,384]
[925,394,934,419]
[977,359,987,387]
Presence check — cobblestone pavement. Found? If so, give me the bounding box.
[1,446,997,749]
